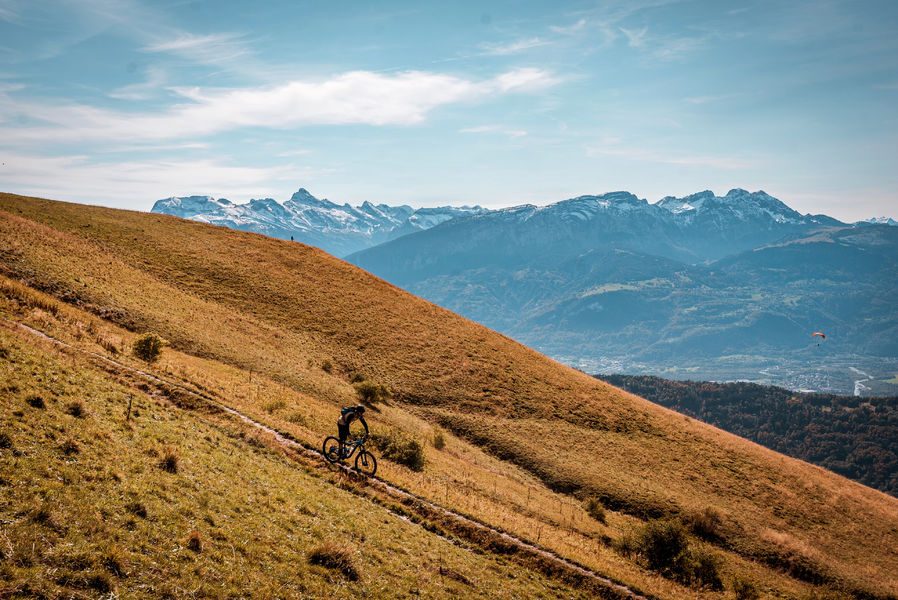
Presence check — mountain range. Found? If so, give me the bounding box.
[151,188,485,256]
[347,189,898,395]
[152,186,897,395]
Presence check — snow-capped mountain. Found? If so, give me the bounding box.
[152,188,486,256]
[346,189,898,396]
[859,216,898,226]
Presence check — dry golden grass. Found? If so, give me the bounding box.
[2,192,897,598]
[0,322,588,598]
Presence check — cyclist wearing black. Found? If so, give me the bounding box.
[337,404,368,449]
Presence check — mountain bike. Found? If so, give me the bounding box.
[322,432,377,477]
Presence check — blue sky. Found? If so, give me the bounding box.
[0,0,896,220]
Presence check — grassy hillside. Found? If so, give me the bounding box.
[2,192,898,599]
[0,320,585,598]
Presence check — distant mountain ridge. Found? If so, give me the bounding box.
[348,189,898,395]
[152,188,485,256]
[152,186,893,258]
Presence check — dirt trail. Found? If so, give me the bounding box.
[7,320,650,600]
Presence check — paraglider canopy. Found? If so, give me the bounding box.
[812,331,826,339]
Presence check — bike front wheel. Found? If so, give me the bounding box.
[322,436,342,463]
[354,450,377,477]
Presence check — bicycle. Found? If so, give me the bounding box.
[322,432,378,477]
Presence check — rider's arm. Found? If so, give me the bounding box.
[358,416,369,438]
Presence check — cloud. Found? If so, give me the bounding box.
[0,0,18,23]
[494,67,559,92]
[0,152,313,207]
[108,66,168,101]
[460,125,527,138]
[550,19,588,35]
[479,37,551,56]
[141,32,251,64]
[0,68,560,144]
[620,27,648,48]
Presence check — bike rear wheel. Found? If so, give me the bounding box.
[354,449,377,477]
[322,436,342,463]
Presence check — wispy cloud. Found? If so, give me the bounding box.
[0,152,312,206]
[651,35,704,61]
[460,125,527,138]
[550,18,588,35]
[0,0,19,23]
[0,68,561,144]
[479,37,552,56]
[108,66,167,101]
[620,26,648,48]
[142,32,251,64]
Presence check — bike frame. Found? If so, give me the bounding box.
[341,436,368,460]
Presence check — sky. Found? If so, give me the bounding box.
[0,0,896,221]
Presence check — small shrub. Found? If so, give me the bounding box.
[264,399,287,414]
[65,401,87,418]
[350,372,366,383]
[31,504,59,530]
[26,394,45,409]
[584,497,607,524]
[61,438,80,455]
[732,576,760,600]
[126,502,148,519]
[637,519,690,574]
[630,519,723,589]
[686,507,724,542]
[432,430,446,450]
[97,336,119,355]
[307,542,359,581]
[370,430,425,471]
[321,359,333,374]
[688,546,723,590]
[132,333,165,363]
[159,447,179,474]
[103,549,128,578]
[286,412,308,425]
[186,531,202,553]
[0,432,12,450]
[354,381,390,404]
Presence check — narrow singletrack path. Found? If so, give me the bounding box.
[7,319,650,600]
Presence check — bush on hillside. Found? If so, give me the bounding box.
[354,380,390,404]
[159,446,179,474]
[627,519,723,590]
[370,430,425,471]
[65,401,87,419]
[584,497,607,524]
[732,576,760,600]
[132,333,165,363]
[684,507,724,542]
[321,359,333,373]
[307,542,359,581]
[432,430,446,450]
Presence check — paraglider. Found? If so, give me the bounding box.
[812,331,826,346]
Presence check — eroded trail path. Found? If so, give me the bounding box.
[8,320,650,600]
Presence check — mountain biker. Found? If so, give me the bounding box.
[337,404,368,455]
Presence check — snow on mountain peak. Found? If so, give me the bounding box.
[151,187,488,256]
[861,216,898,226]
